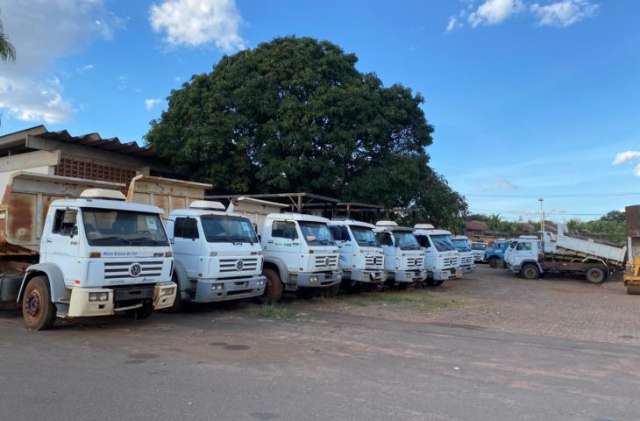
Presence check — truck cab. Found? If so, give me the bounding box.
[374,221,426,286]
[451,235,476,274]
[18,188,176,330]
[471,241,487,263]
[504,237,544,278]
[258,213,341,301]
[328,219,385,288]
[485,239,510,268]
[166,201,266,309]
[413,224,458,286]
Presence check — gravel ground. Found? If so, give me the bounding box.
[295,265,640,346]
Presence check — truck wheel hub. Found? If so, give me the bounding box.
[26,291,41,317]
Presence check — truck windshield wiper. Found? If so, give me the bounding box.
[90,236,131,245]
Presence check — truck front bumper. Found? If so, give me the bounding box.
[459,264,475,274]
[344,268,385,284]
[291,270,342,288]
[387,269,426,283]
[192,275,266,303]
[66,282,177,317]
[429,268,456,281]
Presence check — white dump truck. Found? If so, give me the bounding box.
[374,221,426,287]
[505,227,626,283]
[328,218,385,289]
[451,235,476,274]
[0,172,176,330]
[166,201,265,309]
[230,198,341,301]
[413,224,459,286]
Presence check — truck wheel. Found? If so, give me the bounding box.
[627,285,640,295]
[166,275,183,313]
[261,268,283,304]
[322,283,340,298]
[22,276,56,330]
[585,266,607,284]
[521,264,540,280]
[488,257,498,268]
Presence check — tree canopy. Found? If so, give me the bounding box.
[0,12,16,62]
[146,36,467,229]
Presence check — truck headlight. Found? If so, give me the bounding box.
[210,283,224,291]
[309,275,319,285]
[88,292,109,302]
[160,287,176,297]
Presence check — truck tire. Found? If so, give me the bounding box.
[166,275,183,313]
[322,283,340,298]
[585,266,607,284]
[521,263,540,280]
[21,276,56,330]
[261,268,283,304]
[488,257,498,268]
[627,285,640,295]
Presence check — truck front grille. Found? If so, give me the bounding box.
[219,257,259,273]
[314,255,338,270]
[365,255,384,269]
[461,256,473,265]
[405,256,424,268]
[443,257,457,268]
[104,261,164,279]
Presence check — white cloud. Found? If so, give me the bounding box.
[0,0,120,124]
[530,0,599,27]
[446,16,462,32]
[149,0,246,52]
[76,64,95,74]
[612,151,640,177]
[468,0,525,27]
[144,98,164,111]
[0,77,72,124]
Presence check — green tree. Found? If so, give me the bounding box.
[147,36,466,224]
[0,13,16,62]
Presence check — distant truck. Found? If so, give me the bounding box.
[230,198,341,301]
[451,235,476,274]
[374,221,426,287]
[166,200,266,310]
[0,172,176,330]
[624,205,640,294]
[413,224,458,286]
[505,227,626,283]
[470,241,487,263]
[328,219,385,290]
[484,239,510,268]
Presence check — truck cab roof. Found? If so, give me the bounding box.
[452,235,469,240]
[414,228,452,236]
[51,197,164,214]
[329,219,375,229]
[267,212,330,224]
[169,208,230,218]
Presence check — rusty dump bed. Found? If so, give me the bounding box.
[0,172,125,255]
[0,172,212,256]
[126,175,211,216]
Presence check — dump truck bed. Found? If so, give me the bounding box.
[0,172,125,255]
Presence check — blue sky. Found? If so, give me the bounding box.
[0,0,639,221]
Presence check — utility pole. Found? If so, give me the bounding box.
[538,198,545,246]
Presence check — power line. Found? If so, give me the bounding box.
[466,192,640,198]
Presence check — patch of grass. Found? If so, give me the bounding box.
[245,304,298,320]
[338,290,463,312]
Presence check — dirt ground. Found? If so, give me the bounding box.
[253,265,640,346]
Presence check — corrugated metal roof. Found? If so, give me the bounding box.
[0,125,157,159]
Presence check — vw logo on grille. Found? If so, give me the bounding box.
[129,263,142,277]
[324,257,330,266]
[236,260,244,270]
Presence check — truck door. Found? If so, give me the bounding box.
[41,207,83,284]
[376,232,395,271]
[330,225,352,268]
[172,217,201,278]
[268,220,300,271]
[415,234,435,270]
[511,241,534,266]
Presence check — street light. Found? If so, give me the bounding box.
[538,198,545,244]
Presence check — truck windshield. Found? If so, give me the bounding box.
[299,221,335,246]
[431,234,456,252]
[392,231,420,250]
[201,215,258,243]
[82,208,169,246]
[350,225,378,247]
[471,242,486,250]
[451,239,471,252]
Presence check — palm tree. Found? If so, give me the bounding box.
[0,14,16,62]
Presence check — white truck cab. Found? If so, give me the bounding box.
[258,213,341,301]
[328,219,385,288]
[374,221,426,286]
[451,235,476,274]
[413,224,459,286]
[166,201,266,309]
[17,188,176,330]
